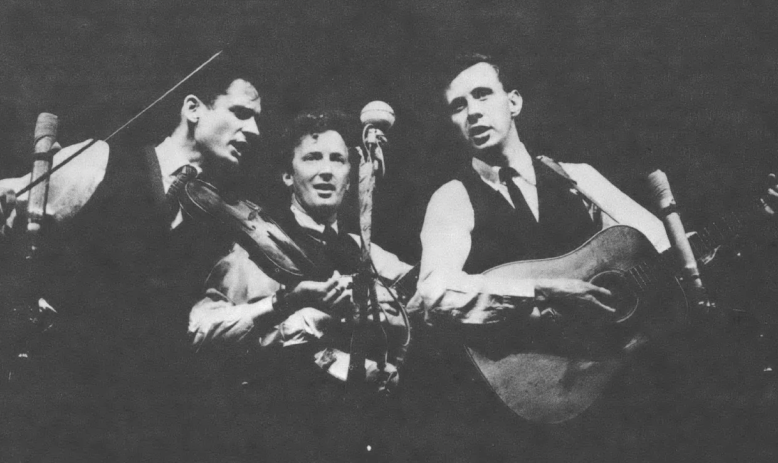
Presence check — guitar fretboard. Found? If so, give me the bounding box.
[621,200,765,295]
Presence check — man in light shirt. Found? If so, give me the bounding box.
[189,109,412,462]
[403,52,675,462]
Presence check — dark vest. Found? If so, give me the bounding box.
[14,143,233,462]
[40,143,230,378]
[401,160,603,461]
[458,157,599,274]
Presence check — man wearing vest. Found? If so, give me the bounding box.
[0,55,262,462]
[404,53,677,462]
[189,110,412,462]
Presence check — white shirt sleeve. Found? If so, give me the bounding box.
[410,180,536,326]
[0,139,109,227]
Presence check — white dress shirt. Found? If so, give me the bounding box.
[410,158,670,326]
[189,204,412,351]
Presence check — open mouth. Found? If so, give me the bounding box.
[230,141,249,158]
[469,126,490,137]
[469,126,490,145]
[314,184,336,193]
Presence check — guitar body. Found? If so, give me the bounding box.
[467,225,688,424]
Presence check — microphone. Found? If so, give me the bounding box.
[359,101,394,176]
[27,113,59,234]
[648,170,718,321]
[360,100,395,131]
[647,170,700,286]
[33,113,59,155]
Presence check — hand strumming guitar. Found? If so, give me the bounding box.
[534,278,615,315]
[281,271,354,316]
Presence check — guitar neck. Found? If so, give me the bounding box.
[684,199,766,265]
[621,199,766,297]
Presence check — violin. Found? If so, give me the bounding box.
[177,178,320,286]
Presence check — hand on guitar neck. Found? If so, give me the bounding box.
[761,173,778,216]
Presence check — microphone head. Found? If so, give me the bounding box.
[647,169,676,211]
[33,112,58,154]
[360,101,395,130]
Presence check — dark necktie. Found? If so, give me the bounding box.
[322,225,339,246]
[318,224,360,274]
[166,164,198,224]
[498,167,528,212]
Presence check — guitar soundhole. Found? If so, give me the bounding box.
[589,271,639,324]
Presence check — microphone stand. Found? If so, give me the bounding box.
[343,109,393,460]
[346,123,387,395]
[2,114,60,385]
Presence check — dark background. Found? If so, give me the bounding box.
[4,1,778,461]
[3,0,778,263]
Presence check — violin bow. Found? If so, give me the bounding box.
[15,50,224,197]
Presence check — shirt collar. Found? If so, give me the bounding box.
[156,136,201,181]
[290,202,338,235]
[471,141,534,187]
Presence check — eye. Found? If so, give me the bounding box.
[303,152,323,162]
[330,153,348,164]
[472,88,492,99]
[449,98,466,115]
[232,107,255,120]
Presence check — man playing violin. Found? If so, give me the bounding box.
[188,109,412,462]
[0,55,261,462]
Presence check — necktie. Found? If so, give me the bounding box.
[499,167,528,212]
[318,225,361,274]
[166,164,198,224]
[322,225,339,246]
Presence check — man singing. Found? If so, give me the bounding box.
[404,52,673,462]
[0,54,262,462]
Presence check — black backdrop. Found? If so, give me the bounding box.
[3,0,778,263]
[5,2,778,461]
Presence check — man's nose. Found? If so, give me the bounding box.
[243,117,260,137]
[466,102,482,124]
[318,161,334,177]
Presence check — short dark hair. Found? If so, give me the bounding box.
[439,52,518,95]
[180,52,259,107]
[280,109,357,172]
[147,52,262,140]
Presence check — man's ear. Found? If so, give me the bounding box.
[282,171,293,187]
[508,90,523,119]
[182,95,203,124]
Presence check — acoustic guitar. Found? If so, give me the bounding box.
[466,201,769,424]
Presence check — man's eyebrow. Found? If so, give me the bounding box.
[471,86,493,95]
[232,105,260,117]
